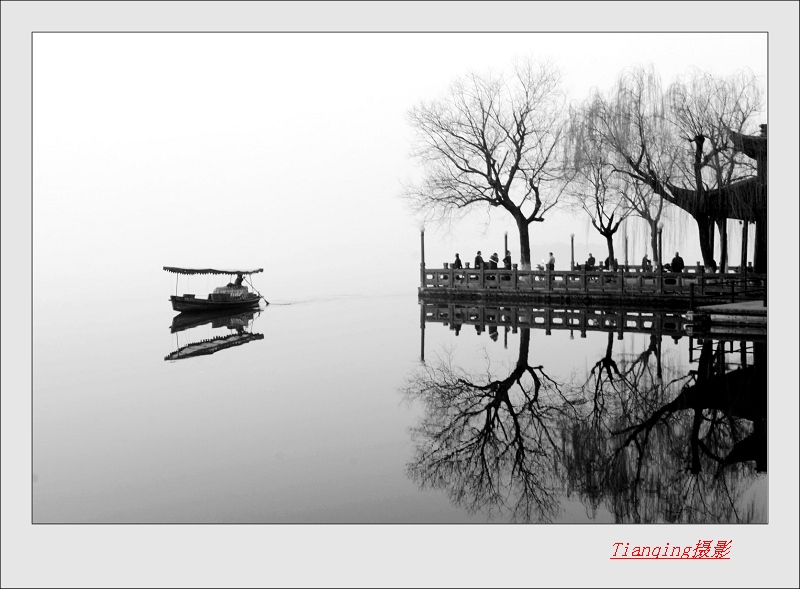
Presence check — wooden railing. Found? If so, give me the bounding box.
[422,264,766,300]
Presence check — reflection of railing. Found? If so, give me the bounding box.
[422,302,689,338]
[422,266,766,302]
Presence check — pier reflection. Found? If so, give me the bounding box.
[165,310,264,361]
[406,302,767,523]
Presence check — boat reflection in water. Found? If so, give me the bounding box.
[165,309,264,361]
[405,301,767,523]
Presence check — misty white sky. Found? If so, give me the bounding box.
[33,32,767,299]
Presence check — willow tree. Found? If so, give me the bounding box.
[565,103,632,267]
[621,178,665,266]
[403,58,567,269]
[583,65,764,271]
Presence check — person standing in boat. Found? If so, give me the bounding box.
[234,273,245,287]
[452,253,463,269]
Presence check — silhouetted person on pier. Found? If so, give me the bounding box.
[489,253,499,269]
[503,251,512,269]
[474,251,484,269]
[452,253,463,269]
[547,252,555,271]
[671,252,685,273]
[586,253,595,270]
[641,254,652,272]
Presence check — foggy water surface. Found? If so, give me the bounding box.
[33,287,767,523]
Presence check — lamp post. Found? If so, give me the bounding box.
[657,223,664,271]
[624,235,628,271]
[570,233,575,270]
[504,231,508,258]
[420,227,426,287]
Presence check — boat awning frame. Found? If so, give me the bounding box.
[163,267,264,276]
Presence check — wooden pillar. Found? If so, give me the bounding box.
[741,221,749,269]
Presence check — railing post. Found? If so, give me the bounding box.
[512,263,518,290]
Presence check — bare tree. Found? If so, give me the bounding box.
[403,58,568,269]
[585,65,764,270]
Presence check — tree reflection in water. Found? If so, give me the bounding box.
[405,321,767,523]
[573,337,768,524]
[403,329,575,522]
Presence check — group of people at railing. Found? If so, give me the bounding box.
[445,249,755,276]
[452,250,515,271]
[576,251,686,273]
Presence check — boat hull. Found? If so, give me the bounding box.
[170,294,261,313]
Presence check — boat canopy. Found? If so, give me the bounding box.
[163,267,264,276]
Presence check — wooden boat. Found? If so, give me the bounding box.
[164,266,267,312]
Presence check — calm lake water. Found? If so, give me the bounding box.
[33,285,767,524]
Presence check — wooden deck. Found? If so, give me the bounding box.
[419,265,766,308]
[685,300,767,340]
